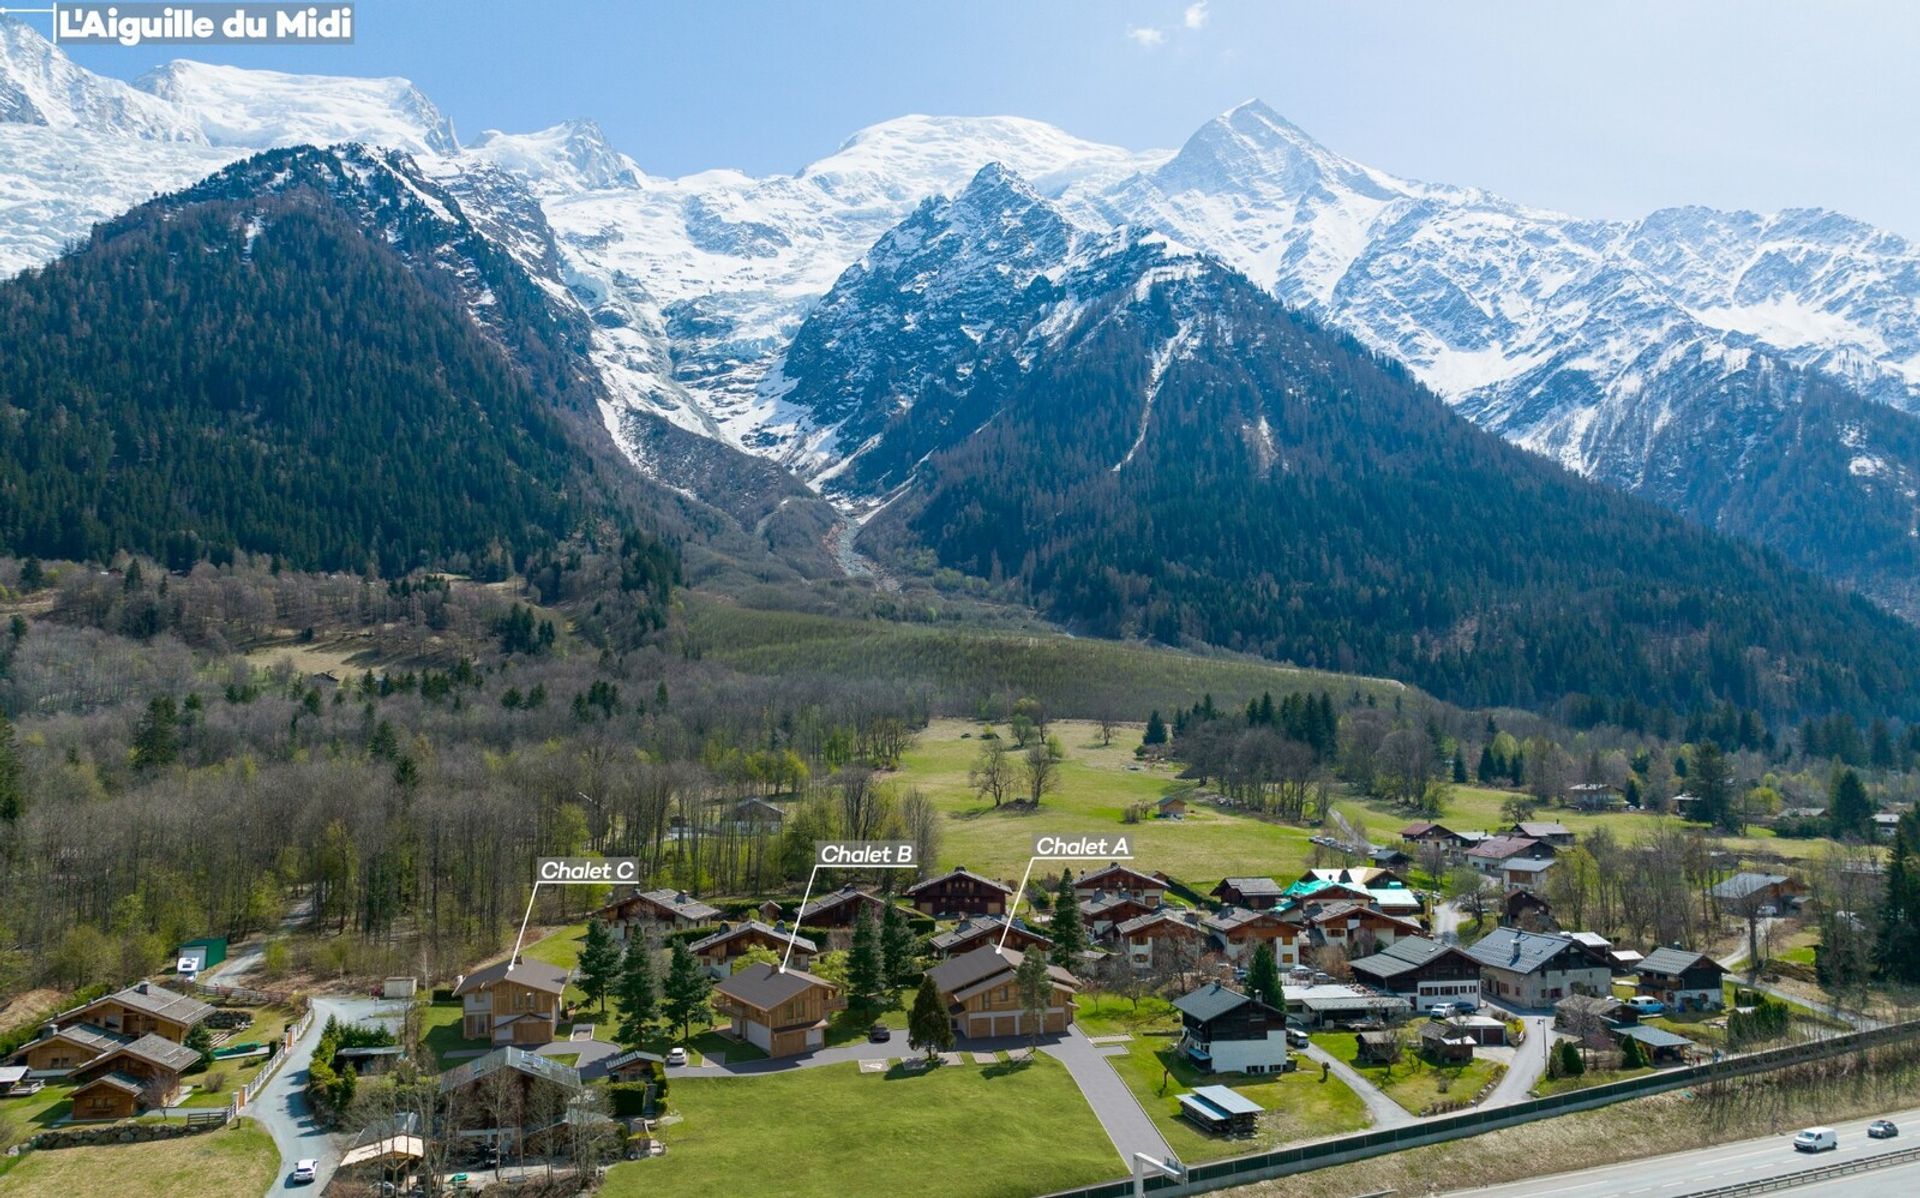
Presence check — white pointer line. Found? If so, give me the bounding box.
[781,864,822,973]
[996,856,1041,954]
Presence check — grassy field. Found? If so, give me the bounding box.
[0,1084,71,1152]
[683,596,1412,720]
[0,1118,278,1197]
[602,1056,1120,1198]
[1532,1064,1656,1097]
[900,718,1325,888]
[1081,992,1370,1164]
[1310,1031,1504,1116]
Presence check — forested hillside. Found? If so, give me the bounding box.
[862,228,1920,723]
[0,152,643,581]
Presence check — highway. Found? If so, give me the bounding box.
[1443,1107,1920,1198]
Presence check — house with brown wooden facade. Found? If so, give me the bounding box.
[925,947,1079,1039]
[904,868,1014,918]
[59,982,212,1045]
[1073,863,1170,904]
[1202,906,1306,966]
[593,888,722,941]
[67,1034,199,1119]
[796,884,900,929]
[930,916,1051,959]
[1115,908,1210,973]
[1079,890,1161,939]
[711,962,845,1058]
[689,921,814,978]
[452,958,570,1046]
[1209,877,1285,910]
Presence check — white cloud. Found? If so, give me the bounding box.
[1126,25,1167,47]
[1184,1,1209,30]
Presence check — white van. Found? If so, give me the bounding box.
[1793,1127,1838,1153]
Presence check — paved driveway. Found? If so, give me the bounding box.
[1484,1013,1554,1106]
[252,995,402,1195]
[1296,1039,1413,1130]
[1040,1028,1172,1166]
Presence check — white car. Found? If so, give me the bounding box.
[290,1158,318,1184]
[665,1046,689,1067]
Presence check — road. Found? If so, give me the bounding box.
[207,893,313,984]
[1443,1106,1920,1198]
[252,994,401,1195]
[1482,1013,1552,1108]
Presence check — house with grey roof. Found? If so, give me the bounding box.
[931,915,1050,958]
[925,947,1079,1039]
[1464,927,1610,1008]
[452,958,571,1046]
[1347,936,1481,1013]
[1170,981,1291,1074]
[594,888,722,939]
[688,921,814,978]
[712,962,845,1058]
[1635,947,1727,1012]
[1209,877,1285,910]
[60,981,212,1044]
[1707,872,1805,911]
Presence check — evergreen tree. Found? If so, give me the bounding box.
[615,939,657,1045]
[1246,941,1282,1010]
[577,919,622,1012]
[1015,949,1051,1047]
[1877,808,1920,984]
[880,901,916,986]
[1048,872,1086,966]
[1619,1032,1648,1070]
[848,906,884,1003]
[1828,768,1873,841]
[1476,743,1498,785]
[131,695,180,771]
[1451,748,1469,785]
[908,974,953,1062]
[1691,740,1739,832]
[0,713,22,822]
[662,940,712,1041]
[1556,1039,1585,1077]
[1142,710,1168,748]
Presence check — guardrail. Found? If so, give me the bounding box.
[1038,1018,1920,1198]
[1677,1143,1920,1196]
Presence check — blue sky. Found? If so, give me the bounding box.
[55,0,1920,235]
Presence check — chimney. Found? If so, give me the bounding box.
[135,981,150,995]
[39,1022,56,1041]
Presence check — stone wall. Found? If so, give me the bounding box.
[26,1114,228,1151]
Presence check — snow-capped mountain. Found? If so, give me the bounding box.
[8,17,1920,613]
[133,59,459,156]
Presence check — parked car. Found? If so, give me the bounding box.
[1626,996,1666,1016]
[1755,904,1778,918]
[867,1023,891,1043]
[665,1046,689,1067]
[1793,1127,1839,1153]
[1869,1119,1899,1139]
[1428,1001,1472,1019]
[1285,1027,1310,1048]
[291,1159,318,1184]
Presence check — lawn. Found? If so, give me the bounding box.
[0,1117,278,1197]
[1311,1030,1503,1116]
[601,1056,1120,1198]
[0,1085,72,1151]
[1532,1065,1656,1097]
[896,718,1327,888]
[1105,1028,1370,1163]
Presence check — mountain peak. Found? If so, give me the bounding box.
[0,16,203,140]
[467,118,642,194]
[1152,97,1391,202]
[134,59,459,156]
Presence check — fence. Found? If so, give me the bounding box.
[1038,1018,1920,1198]
[231,1000,315,1118]
[1677,1143,1920,1196]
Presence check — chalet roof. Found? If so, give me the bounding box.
[90,1033,199,1074]
[1467,835,1545,862]
[1501,857,1556,875]
[797,884,882,921]
[1282,984,1411,1014]
[1417,1021,1475,1045]
[905,868,1013,897]
[1637,947,1721,977]
[11,1023,125,1062]
[602,1048,665,1072]
[714,962,839,1012]
[70,982,213,1028]
[1556,993,1625,1017]
[73,1070,145,1097]
[1349,936,1460,980]
[925,946,1076,998]
[601,888,721,922]
[1465,928,1586,976]
[1566,932,1612,951]
[1202,906,1290,935]
[1080,890,1154,917]
[1516,822,1573,839]
[1114,908,1205,938]
[1172,981,1280,1025]
[1708,872,1794,901]
[439,1046,582,1094]
[452,957,570,997]
[689,921,815,956]
[1304,867,1398,887]
[931,917,1048,953]
[1213,876,1284,897]
[1077,863,1165,890]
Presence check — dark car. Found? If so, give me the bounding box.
[1869,1119,1899,1139]
[868,1023,892,1043]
